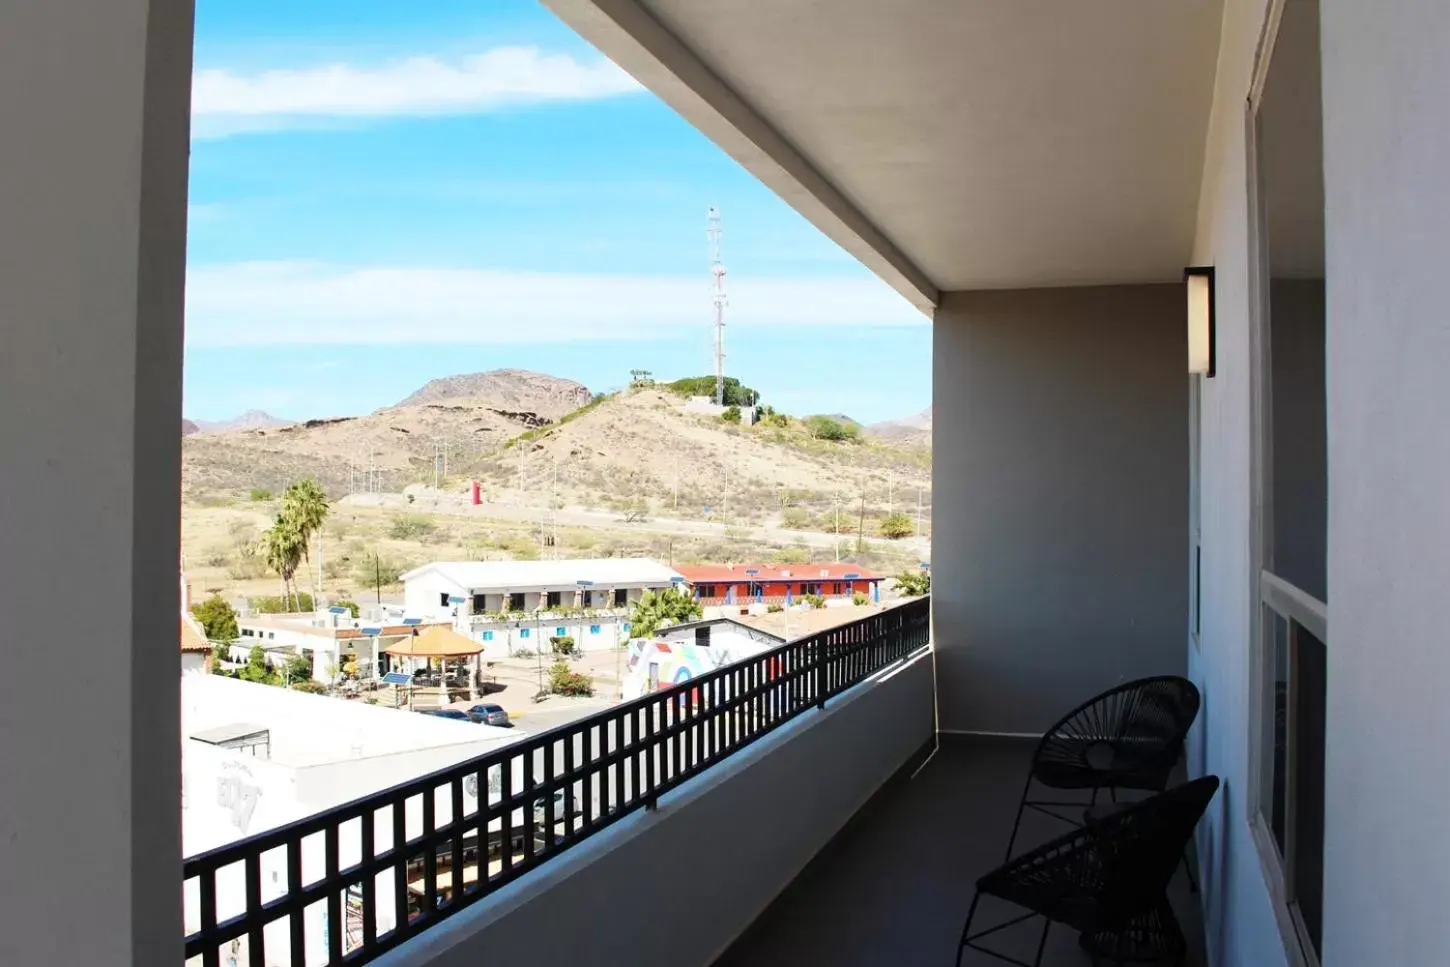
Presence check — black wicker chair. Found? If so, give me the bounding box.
[957,775,1219,967]
[1003,676,1202,865]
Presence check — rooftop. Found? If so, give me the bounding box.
[180,615,210,653]
[676,562,882,582]
[401,557,685,590]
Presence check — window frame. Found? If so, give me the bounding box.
[1245,5,1328,962]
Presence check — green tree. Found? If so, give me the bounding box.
[239,645,277,685]
[189,594,239,642]
[878,513,914,540]
[628,587,703,639]
[665,375,760,407]
[261,517,304,611]
[283,479,330,608]
[282,652,312,684]
[720,405,742,424]
[892,569,931,597]
[333,599,361,618]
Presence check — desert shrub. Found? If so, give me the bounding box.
[388,515,436,540]
[291,680,327,694]
[720,405,742,424]
[767,603,784,614]
[548,661,595,697]
[549,635,578,657]
[806,416,859,442]
[802,594,826,610]
[852,591,871,606]
[248,488,273,502]
[878,513,914,540]
[780,507,812,530]
[352,555,406,589]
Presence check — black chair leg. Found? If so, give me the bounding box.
[1181,847,1199,894]
[1003,772,1034,861]
[956,892,981,967]
[1032,919,1051,967]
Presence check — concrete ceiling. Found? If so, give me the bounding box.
[544,0,1224,310]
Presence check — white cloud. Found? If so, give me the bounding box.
[191,46,643,138]
[184,261,925,346]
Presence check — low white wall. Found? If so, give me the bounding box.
[378,647,935,967]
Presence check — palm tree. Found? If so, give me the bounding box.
[629,587,703,639]
[283,479,329,608]
[261,517,304,611]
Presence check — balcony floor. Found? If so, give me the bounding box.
[714,735,1206,967]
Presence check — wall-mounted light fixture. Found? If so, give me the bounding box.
[1185,266,1215,377]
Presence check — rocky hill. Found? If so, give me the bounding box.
[868,406,932,445]
[193,410,294,433]
[182,378,932,529]
[396,369,589,418]
[181,419,200,436]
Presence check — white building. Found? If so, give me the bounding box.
[233,611,449,683]
[400,558,686,656]
[181,675,522,965]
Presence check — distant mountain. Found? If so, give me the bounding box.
[181,419,200,436]
[194,410,293,433]
[867,406,932,444]
[396,369,590,420]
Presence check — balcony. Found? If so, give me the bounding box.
[184,600,934,966]
[181,598,1204,967]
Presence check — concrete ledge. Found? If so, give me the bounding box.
[378,648,936,967]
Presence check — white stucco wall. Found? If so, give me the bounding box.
[1183,1,1293,965]
[0,3,193,964]
[1318,2,1450,964]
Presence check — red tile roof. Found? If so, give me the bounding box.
[180,616,211,653]
[674,563,881,583]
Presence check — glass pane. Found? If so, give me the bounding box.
[1267,610,1290,855]
[1294,623,1327,956]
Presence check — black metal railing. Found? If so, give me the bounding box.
[183,596,929,966]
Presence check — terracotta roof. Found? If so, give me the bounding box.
[383,625,484,658]
[674,563,882,583]
[180,616,211,653]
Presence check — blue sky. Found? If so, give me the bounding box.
[185,0,929,424]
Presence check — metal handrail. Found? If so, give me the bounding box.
[183,596,930,966]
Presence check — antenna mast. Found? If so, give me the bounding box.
[707,206,727,405]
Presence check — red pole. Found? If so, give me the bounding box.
[471,480,481,505]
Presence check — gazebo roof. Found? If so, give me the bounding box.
[382,625,483,658]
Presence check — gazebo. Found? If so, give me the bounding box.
[384,626,485,702]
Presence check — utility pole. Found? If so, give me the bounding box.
[707,207,728,406]
[856,480,867,554]
[834,488,842,562]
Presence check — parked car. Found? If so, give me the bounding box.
[465,703,511,727]
[419,708,471,723]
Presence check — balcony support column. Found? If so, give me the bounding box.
[0,2,193,964]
